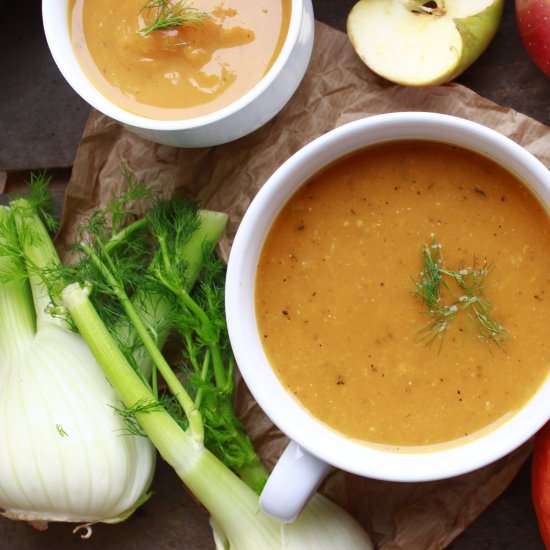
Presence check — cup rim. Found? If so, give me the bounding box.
[226,112,550,481]
[42,0,304,131]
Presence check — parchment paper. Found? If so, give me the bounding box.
[56,21,550,550]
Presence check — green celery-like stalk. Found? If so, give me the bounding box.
[10,198,66,331]
[61,283,281,547]
[0,206,35,358]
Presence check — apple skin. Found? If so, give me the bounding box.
[347,0,504,87]
[451,1,505,82]
[516,0,550,78]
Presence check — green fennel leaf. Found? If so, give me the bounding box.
[113,398,166,437]
[414,239,442,309]
[140,0,205,36]
[27,172,58,233]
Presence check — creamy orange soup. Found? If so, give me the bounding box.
[69,0,290,119]
[255,141,550,447]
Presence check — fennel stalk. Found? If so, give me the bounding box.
[56,184,372,548]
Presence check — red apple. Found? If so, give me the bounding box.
[516,0,550,77]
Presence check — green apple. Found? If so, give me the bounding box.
[347,0,504,86]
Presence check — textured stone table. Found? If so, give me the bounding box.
[0,1,549,548]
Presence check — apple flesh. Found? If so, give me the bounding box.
[347,0,504,86]
[516,0,550,78]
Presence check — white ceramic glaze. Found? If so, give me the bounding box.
[42,0,314,147]
[225,112,550,521]
[260,440,332,522]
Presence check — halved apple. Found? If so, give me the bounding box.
[347,0,504,86]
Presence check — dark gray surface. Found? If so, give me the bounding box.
[0,1,89,170]
[0,1,548,548]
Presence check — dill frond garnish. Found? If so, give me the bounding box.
[140,0,205,36]
[414,237,507,346]
[415,239,442,309]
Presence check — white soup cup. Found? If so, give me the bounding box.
[42,0,314,148]
[225,112,550,522]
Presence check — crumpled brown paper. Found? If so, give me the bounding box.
[56,21,550,550]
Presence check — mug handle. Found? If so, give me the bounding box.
[259,440,332,522]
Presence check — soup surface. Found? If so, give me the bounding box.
[255,141,550,447]
[69,0,290,119]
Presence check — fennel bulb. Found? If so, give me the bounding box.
[0,202,154,524]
